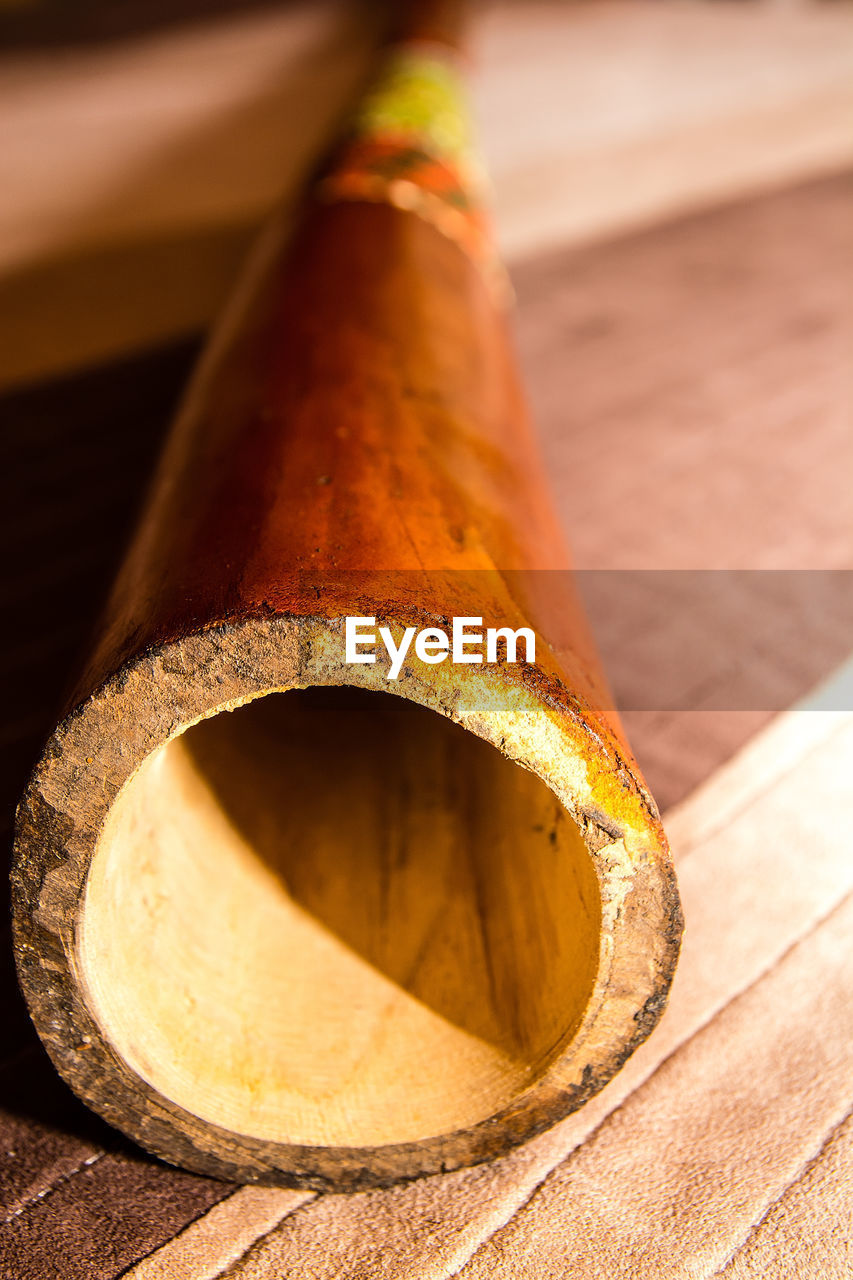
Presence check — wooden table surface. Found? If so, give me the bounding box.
[1,3,851,1276]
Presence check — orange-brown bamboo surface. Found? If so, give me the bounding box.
[11,0,681,1191]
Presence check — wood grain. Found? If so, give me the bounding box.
[9,20,681,1191]
[2,169,850,1272]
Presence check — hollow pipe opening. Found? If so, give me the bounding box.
[78,685,602,1150]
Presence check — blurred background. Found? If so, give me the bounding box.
[3,0,853,383]
[1,2,852,1275]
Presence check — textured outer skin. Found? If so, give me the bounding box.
[11,188,682,1187]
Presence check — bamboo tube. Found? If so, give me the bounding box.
[11,2,682,1191]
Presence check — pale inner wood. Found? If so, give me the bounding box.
[80,688,600,1147]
